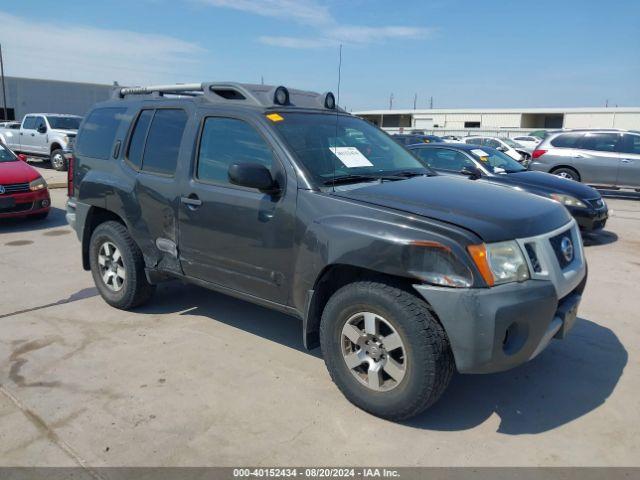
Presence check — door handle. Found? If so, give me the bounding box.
[621,158,633,164]
[30,133,35,137]
[573,154,585,158]
[180,195,202,209]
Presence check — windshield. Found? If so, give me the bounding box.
[47,116,81,130]
[501,138,520,147]
[468,147,526,173]
[272,113,431,185]
[0,143,17,162]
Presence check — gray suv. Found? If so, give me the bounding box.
[66,82,587,420]
[530,129,640,189]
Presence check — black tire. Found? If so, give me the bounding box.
[319,281,454,420]
[552,167,580,182]
[89,221,155,309]
[50,149,67,171]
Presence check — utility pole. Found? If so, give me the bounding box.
[261,76,264,85]
[429,96,434,109]
[413,93,417,110]
[0,43,8,121]
[389,93,394,110]
[605,99,609,108]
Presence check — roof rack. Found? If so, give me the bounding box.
[114,82,339,111]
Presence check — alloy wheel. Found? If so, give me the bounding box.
[97,241,126,291]
[341,311,407,392]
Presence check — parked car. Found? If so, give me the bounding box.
[513,136,541,149]
[67,82,587,421]
[463,136,531,163]
[392,134,443,146]
[0,143,50,219]
[441,135,463,143]
[409,143,608,231]
[0,113,82,172]
[530,129,640,189]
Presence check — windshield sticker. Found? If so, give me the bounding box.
[330,147,374,168]
[471,149,489,158]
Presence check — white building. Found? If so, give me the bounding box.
[353,107,640,137]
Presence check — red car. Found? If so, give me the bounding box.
[0,144,50,219]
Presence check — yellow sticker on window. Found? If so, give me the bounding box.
[266,113,284,122]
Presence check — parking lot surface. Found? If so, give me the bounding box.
[0,189,639,467]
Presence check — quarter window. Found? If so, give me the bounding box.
[75,108,127,160]
[126,110,154,169]
[197,117,275,185]
[578,133,620,152]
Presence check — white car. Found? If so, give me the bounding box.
[513,136,541,149]
[463,136,530,163]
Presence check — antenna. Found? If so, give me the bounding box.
[413,93,417,110]
[332,44,343,192]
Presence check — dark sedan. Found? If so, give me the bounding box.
[392,134,443,146]
[409,143,609,231]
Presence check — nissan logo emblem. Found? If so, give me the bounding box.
[560,236,574,263]
[0,185,5,194]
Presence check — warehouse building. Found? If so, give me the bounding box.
[354,107,640,137]
[0,76,114,121]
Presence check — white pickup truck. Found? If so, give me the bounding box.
[0,114,82,171]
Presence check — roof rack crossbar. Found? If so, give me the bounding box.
[118,83,204,97]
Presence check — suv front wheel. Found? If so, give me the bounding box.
[319,281,454,420]
[89,221,156,310]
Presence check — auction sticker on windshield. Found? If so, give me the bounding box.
[330,147,374,168]
[471,149,489,158]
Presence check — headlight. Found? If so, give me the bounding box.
[468,241,529,286]
[29,177,47,191]
[406,241,473,288]
[549,193,586,208]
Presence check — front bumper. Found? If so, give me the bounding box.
[0,189,50,218]
[414,274,586,374]
[569,206,608,231]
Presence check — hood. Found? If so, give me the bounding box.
[486,171,601,200]
[0,160,41,184]
[52,129,77,137]
[332,175,572,243]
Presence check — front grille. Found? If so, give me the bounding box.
[549,230,575,269]
[0,182,30,195]
[586,198,605,210]
[0,202,32,213]
[524,243,542,273]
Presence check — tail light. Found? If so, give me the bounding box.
[66,153,75,197]
[532,149,547,159]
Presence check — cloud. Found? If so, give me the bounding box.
[0,11,207,85]
[199,0,431,48]
[198,0,332,26]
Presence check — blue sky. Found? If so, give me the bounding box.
[2,0,639,110]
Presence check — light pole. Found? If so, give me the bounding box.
[0,43,8,121]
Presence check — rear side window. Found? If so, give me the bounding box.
[126,110,154,169]
[465,138,482,146]
[76,108,127,159]
[34,117,46,131]
[578,133,621,152]
[620,134,640,155]
[126,109,187,176]
[550,133,584,148]
[22,116,36,129]
[197,117,275,185]
[140,109,187,176]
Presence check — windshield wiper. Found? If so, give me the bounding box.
[322,174,379,186]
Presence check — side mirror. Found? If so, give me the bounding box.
[37,125,47,134]
[228,162,279,194]
[17,153,28,162]
[460,165,482,180]
[497,146,508,152]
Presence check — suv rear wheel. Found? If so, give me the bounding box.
[319,281,454,420]
[552,167,580,182]
[89,221,155,309]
